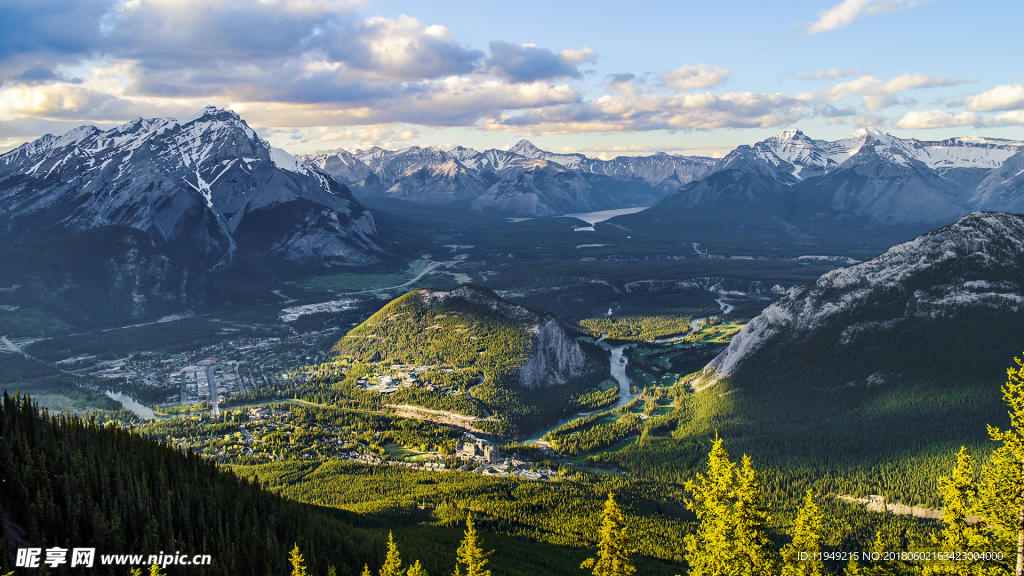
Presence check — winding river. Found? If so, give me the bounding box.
[524,342,635,444]
[105,391,155,419]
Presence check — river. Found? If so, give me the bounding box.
[524,342,636,444]
[105,391,155,419]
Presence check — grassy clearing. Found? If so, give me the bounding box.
[592,435,638,455]
[691,320,744,344]
[383,444,420,459]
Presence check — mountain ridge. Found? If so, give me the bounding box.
[0,106,388,272]
[298,140,716,215]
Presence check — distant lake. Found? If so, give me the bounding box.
[106,391,155,419]
[562,207,648,231]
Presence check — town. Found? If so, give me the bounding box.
[139,403,563,482]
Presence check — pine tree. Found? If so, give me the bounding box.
[780,490,825,576]
[380,532,403,576]
[683,437,735,576]
[683,437,775,576]
[926,447,991,575]
[866,528,900,576]
[843,557,863,576]
[733,455,776,575]
[407,560,428,576]
[979,354,1024,576]
[453,514,491,576]
[327,567,337,576]
[580,493,635,576]
[362,565,373,576]
[149,565,164,576]
[290,543,309,576]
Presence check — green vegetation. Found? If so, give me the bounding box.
[335,288,532,386]
[577,315,693,341]
[0,393,381,576]
[454,515,493,576]
[563,379,620,413]
[323,286,606,435]
[580,493,635,576]
[684,437,776,575]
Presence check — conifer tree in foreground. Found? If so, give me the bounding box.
[842,557,864,576]
[453,515,492,576]
[981,354,1024,576]
[380,531,404,576]
[290,544,309,576]
[926,447,991,575]
[780,490,826,576]
[407,560,429,576]
[683,436,776,576]
[580,493,635,576]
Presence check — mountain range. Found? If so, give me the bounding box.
[611,128,1024,252]
[4,107,1024,273]
[298,140,716,215]
[0,107,387,272]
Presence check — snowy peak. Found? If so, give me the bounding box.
[510,139,544,158]
[849,126,889,141]
[182,105,241,125]
[0,107,385,271]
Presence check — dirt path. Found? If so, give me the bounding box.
[835,494,946,521]
[384,403,492,435]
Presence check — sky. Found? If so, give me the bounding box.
[1,0,1022,158]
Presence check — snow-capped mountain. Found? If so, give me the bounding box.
[296,139,715,215]
[613,127,1024,243]
[730,128,1024,184]
[469,159,658,215]
[0,107,386,271]
[700,211,1024,388]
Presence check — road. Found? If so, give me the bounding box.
[0,336,18,354]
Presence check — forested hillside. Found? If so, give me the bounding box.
[331,285,606,435]
[0,393,381,575]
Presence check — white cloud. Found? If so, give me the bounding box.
[481,90,803,134]
[660,64,731,90]
[988,110,1024,127]
[803,0,929,35]
[799,68,870,81]
[814,73,968,109]
[895,109,979,129]
[966,84,1024,112]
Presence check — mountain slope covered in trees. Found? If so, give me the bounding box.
[333,285,606,434]
[594,212,1024,509]
[0,393,381,575]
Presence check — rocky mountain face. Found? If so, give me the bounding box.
[0,226,271,333]
[297,140,715,216]
[700,211,1024,389]
[615,128,1024,243]
[0,107,386,272]
[416,285,602,388]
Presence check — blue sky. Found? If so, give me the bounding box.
[1,0,1022,157]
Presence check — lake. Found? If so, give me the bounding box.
[561,207,649,231]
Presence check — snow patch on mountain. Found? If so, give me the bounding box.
[702,211,1024,384]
